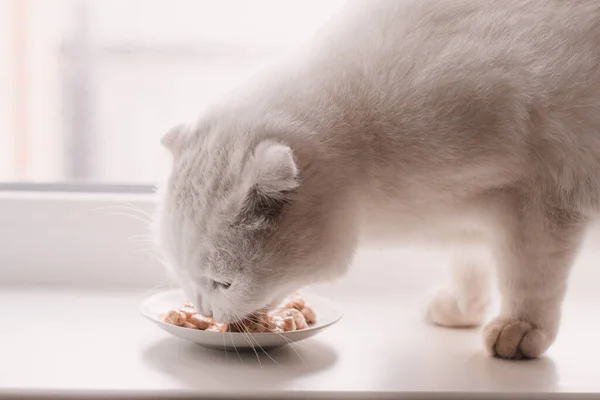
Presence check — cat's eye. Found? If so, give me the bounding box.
[212,280,232,290]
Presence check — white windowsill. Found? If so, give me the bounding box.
[2,281,600,399]
[1,191,600,399]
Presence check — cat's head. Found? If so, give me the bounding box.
[154,122,356,323]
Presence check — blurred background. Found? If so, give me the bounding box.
[0,0,343,185]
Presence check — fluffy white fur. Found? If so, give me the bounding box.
[155,0,600,359]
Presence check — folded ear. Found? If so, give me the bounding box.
[161,124,187,155]
[237,141,299,228]
[253,141,299,193]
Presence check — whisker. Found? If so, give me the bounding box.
[93,203,151,216]
[104,211,152,226]
[229,331,243,364]
[131,250,169,271]
[122,201,154,220]
[242,315,309,368]
[236,319,282,367]
[137,281,178,298]
[91,205,153,222]
[221,331,228,359]
[234,312,262,369]
[151,254,170,268]
[121,235,155,245]
[269,332,309,368]
[127,233,154,240]
[127,242,160,254]
[131,247,164,258]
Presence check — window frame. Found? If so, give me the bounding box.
[0,188,167,288]
[0,182,154,193]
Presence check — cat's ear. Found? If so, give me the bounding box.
[161,124,186,154]
[237,141,299,228]
[252,141,299,193]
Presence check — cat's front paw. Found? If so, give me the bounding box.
[425,286,490,328]
[483,317,553,359]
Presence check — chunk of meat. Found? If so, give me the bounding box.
[179,306,197,319]
[188,314,212,330]
[206,323,228,332]
[301,304,316,324]
[163,310,186,326]
[183,322,198,329]
[286,308,309,330]
[281,316,297,332]
[281,294,305,311]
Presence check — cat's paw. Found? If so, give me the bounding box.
[425,286,490,328]
[483,317,552,359]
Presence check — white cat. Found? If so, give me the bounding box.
[154,0,600,359]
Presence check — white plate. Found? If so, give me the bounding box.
[140,289,343,350]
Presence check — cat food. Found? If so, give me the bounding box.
[160,294,316,333]
[163,310,186,326]
[278,308,309,330]
[188,314,212,330]
[301,306,316,324]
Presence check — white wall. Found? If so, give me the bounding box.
[0,0,16,180]
[1,0,344,184]
[26,0,71,181]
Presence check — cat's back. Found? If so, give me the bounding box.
[321,0,600,148]
[319,0,600,209]
[347,0,600,54]
[341,0,600,95]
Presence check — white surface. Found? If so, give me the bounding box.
[141,290,343,350]
[0,286,599,399]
